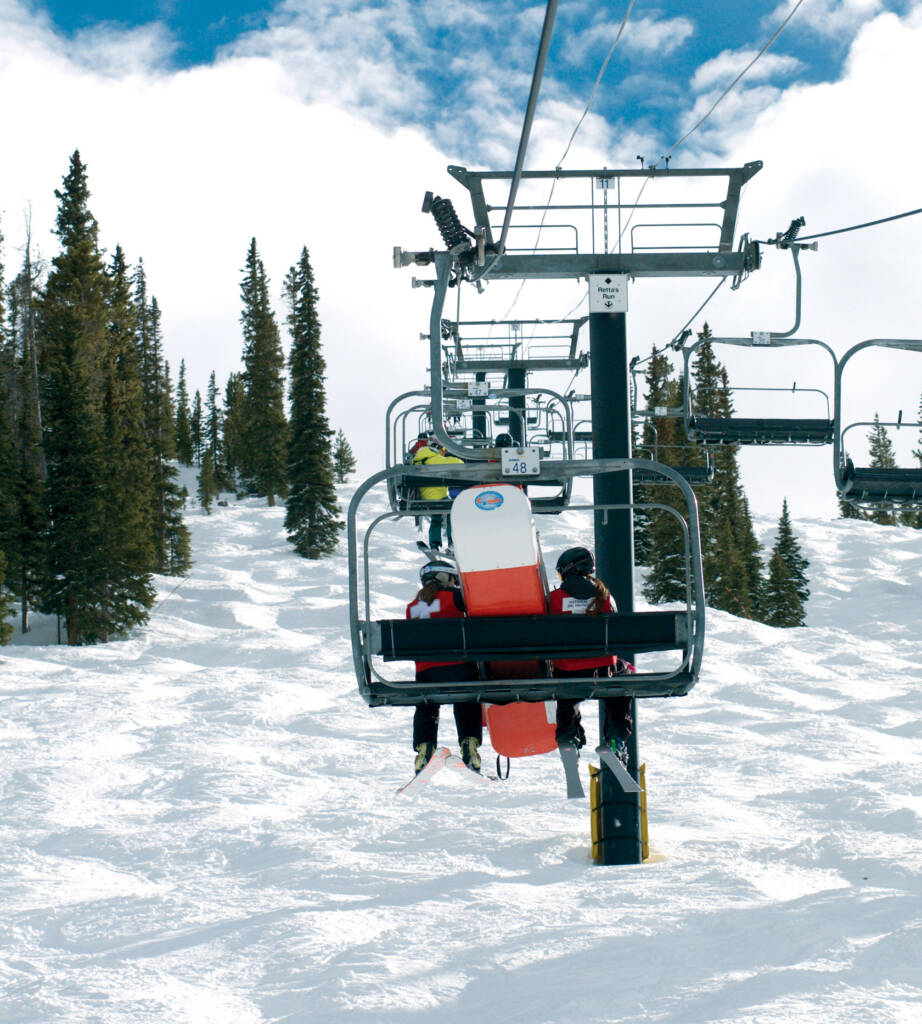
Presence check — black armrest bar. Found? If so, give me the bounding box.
[372,612,688,663]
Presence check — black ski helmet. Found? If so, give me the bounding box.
[556,546,594,578]
[495,433,514,448]
[419,558,460,587]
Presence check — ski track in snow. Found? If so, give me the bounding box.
[1,486,921,1023]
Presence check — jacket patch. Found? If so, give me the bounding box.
[409,597,441,619]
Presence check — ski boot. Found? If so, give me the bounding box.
[460,737,482,773]
[414,741,437,775]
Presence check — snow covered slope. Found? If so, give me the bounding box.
[1,489,921,1023]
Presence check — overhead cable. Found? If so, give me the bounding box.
[500,1,636,317]
[660,0,806,163]
[792,206,922,242]
[557,0,637,168]
[631,277,727,373]
[496,0,560,259]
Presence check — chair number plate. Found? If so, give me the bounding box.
[501,447,540,476]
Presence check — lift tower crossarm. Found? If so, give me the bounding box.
[446,161,762,277]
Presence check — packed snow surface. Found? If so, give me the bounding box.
[2,484,921,1023]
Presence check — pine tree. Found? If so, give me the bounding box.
[332,429,356,483]
[902,390,922,528]
[690,329,763,618]
[0,224,18,638]
[4,232,47,632]
[283,246,342,557]
[914,389,922,469]
[0,552,13,644]
[137,293,189,576]
[190,389,203,465]
[197,449,218,514]
[867,413,897,525]
[91,245,156,639]
[174,359,194,465]
[205,371,222,479]
[634,349,672,567]
[240,238,288,505]
[38,151,121,643]
[762,499,810,626]
[838,491,866,520]
[222,371,246,490]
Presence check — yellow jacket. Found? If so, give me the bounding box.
[412,446,463,500]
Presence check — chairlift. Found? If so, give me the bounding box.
[385,386,576,514]
[834,338,922,507]
[348,458,705,708]
[681,335,838,445]
[634,428,714,486]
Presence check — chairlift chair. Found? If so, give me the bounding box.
[681,335,838,445]
[834,338,922,507]
[348,458,706,708]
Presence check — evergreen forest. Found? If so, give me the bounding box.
[0,152,350,645]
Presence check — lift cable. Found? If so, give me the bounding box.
[557,0,637,169]
[630,277,727,374]
[616,0,807,254]
[498,1,637,317]
[756,206,922,244]
[658,0,807,163]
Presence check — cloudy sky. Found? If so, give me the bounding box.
[2,0,921,519]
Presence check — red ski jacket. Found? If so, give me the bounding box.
[406,587,467,672]
[548,586,617,673]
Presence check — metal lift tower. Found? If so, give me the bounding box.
[396,159,762,864]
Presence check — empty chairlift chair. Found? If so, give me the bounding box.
[682,336,838,446]
[834,338,922,507]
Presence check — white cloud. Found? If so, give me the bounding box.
[622,14,695,55]
[691,50,803,92]
[3,1,922,521]
[765,0,884,38]
[565,14,694,65]
[69,22,178,76]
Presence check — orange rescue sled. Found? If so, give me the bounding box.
[451,484,557,758]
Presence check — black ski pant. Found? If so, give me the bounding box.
[553,665,633,745]
[412,663,482,747]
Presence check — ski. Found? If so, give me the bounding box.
[396,746,451,795]
[596,748,642,793]
[445,753,497,784]
[558,742,586,799]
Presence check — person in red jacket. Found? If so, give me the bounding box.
[407,558,483,772]
[549,546,633,764]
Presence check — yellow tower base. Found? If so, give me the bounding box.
[590,763,648,864]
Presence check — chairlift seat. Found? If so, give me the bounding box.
[840,465,922,503]
[361,612,694,705]
[547,429,593,442]
[688,416,834,445]
[633,463,714,485]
